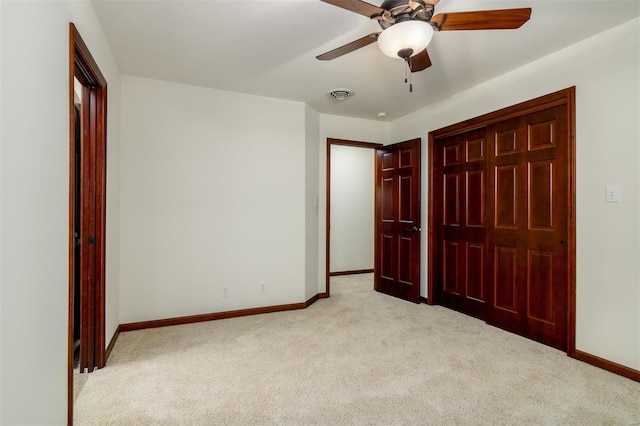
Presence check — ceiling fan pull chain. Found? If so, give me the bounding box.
[404,57,408,83]
[403,58,413,93]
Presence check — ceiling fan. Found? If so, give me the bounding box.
[317,0,532,76]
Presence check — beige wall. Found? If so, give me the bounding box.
[119,76,309,323]
[389,18,640,370]
[0,0,121,423]
[305,105,320,301]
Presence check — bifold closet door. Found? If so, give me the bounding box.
[487,104,569,351]
[433,128,489,320]
[432,101,570,351]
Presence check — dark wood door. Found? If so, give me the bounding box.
[430,97,572,352]
[433,128,489,320]
[487,105,568,350]
[375,139,421,303]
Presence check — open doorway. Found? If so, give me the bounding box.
[325,139,382,296]
[325,138,422,303]
[68,23,108,425]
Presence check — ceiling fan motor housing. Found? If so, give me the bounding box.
[377,0,435,30]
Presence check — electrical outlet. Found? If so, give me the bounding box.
[222,287,229,297]
[259,283,267,294]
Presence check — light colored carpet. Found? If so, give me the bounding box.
[74,274,640,425]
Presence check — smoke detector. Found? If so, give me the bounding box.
[328,89,355,101]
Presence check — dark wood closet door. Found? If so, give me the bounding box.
[375,139,421,304]
[433,128,488,319]
[430,92,574,352]
[487,105,568,350]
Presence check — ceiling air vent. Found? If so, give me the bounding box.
[328,89,354,101]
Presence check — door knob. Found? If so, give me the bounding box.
[405,226,421,232]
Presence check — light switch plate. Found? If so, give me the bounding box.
[606,185,620,203]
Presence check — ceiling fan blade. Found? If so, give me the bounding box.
[320,0,386,18]
[316,33,380,61]
[409,49,432,72]
[432,8,532,31]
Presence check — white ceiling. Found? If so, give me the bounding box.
[91,0,640,121]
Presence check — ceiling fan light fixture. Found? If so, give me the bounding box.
[377,20,434,59]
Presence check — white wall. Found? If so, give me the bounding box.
[390,18,640,370]
[0,0,121,423]
[330,145,375,273]
[318,114,390,292]
[119,76,309,323]
[305,105,320,301]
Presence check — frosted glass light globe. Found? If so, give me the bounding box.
[377,20,434,59]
